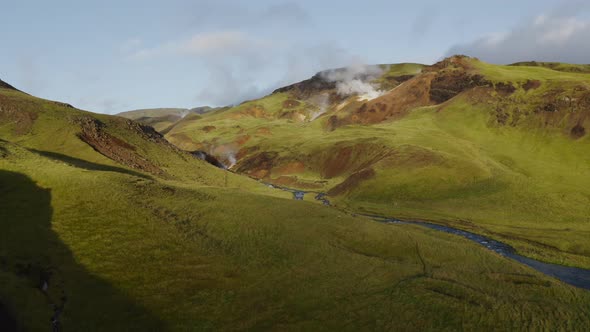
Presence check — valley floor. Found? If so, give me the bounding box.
[1,140,590,331]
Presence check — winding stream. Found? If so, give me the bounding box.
[271,184,590,290]
[381,217,590,290]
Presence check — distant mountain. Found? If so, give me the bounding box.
[117,107,217,134]
[117,107,190,120]
[117,106,214,120]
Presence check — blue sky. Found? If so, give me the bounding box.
[1,0,589,114]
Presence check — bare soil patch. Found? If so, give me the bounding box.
[328,168,376,196]
[74,116,164,175]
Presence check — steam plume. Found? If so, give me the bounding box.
[321,64,386,101]
[309,93,330,121]
[226,152,237,169]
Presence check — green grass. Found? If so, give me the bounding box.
[474,59,590,83]
[2,141,590,330]
[3,59,590,330]
[338,102,590,267]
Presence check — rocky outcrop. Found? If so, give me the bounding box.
[73,116,164,176]
[190,151,226,169]
[429,71,490,103]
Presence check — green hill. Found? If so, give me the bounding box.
[164,56,590,269]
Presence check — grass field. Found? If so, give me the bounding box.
[2,140,590,330]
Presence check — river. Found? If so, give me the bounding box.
[270,183,590,290]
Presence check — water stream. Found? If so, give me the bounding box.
[271,184,590,290]
[381,217,590,290]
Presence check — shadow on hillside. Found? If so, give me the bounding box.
[0,302,16,331]
[29,149,152,179]
[0,170,163,331]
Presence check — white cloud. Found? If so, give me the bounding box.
[179,31,255,55]
[448,11,590,64]
[122,2,363,107]
[538,17,587,43]
[128,30,270,61]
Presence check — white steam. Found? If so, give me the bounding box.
[226,152,237,169]
[335,80,383,101]
[309,93,330,121]
[179,109,190,118]
[210,145,238,170]
[321,64,387,101]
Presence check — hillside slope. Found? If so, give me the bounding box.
[0,87,257,187]
[3,79,590,330]
[164,56,590,268]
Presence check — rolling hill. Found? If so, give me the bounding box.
[162,56,590,269]
[2,60,590,331]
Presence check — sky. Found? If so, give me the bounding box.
[1,0,589,114]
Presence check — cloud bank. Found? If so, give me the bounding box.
[127,2,366,107]
[447,9,590,64]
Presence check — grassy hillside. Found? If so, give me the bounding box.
[2,140,590,330]
[510,61,590,73]
[2,77,590,330]
[0,88,261,188]
[164,56,590,269]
